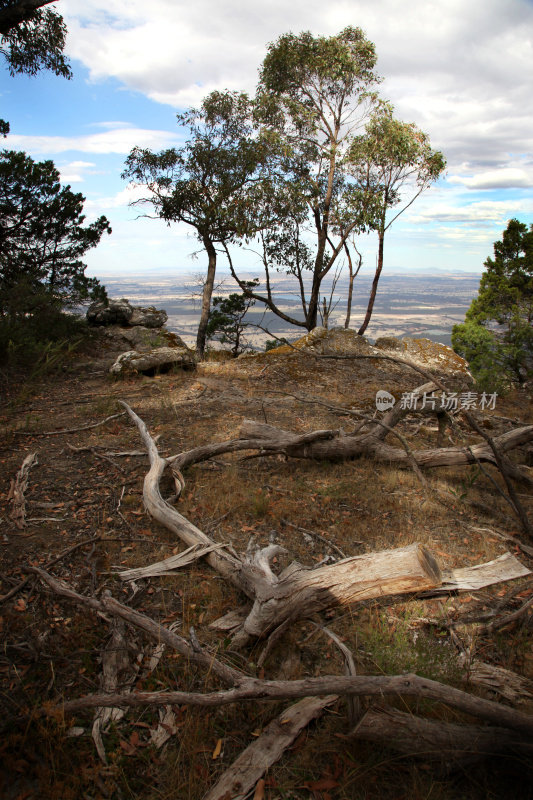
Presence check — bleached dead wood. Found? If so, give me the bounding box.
[466,661,533,705]
[8,452,37,528]
[227,542,442,647]
[350,705,533,766]
[236,420,533,471]
[92,618,141,763]
[44,672,533,737]
[117,542,230,581]
[203,696,337,800]
[16,411,126,436]
[429,553,531,594]
[120,402,531,647]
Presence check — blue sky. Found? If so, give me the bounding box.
[1,0,533,282]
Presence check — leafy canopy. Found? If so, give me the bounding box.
[0,0,71,78]
[206,280,258,357]
[0,149,111,316]
[123,91,267,244]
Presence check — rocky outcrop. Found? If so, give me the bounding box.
[102,325,187,353]
[265,326,373,357]
[110,346,196,376]
[374,336,471,379]
[264,328,471,380]
[87,299,168,329]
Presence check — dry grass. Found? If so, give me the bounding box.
[1,346,533,798]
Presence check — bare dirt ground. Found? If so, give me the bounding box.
[1,335,533,800]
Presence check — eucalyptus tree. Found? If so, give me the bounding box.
[348,111,445,335]
[227,26,382,331]
[123,91,268,358]
[1,0,71,135]
[0,0,70,76]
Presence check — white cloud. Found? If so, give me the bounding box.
[7,127,180,155]
[59,0,533,175]
[448,168,533,190]
[410,199,526,224]
[59,160,98,183]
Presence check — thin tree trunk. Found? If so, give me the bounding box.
[196,236,217,359]
[358,229,384,336]
[344,242,362,329]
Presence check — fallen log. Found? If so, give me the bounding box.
[237,420,533,470]
[350,705,533,767]
[220,542,442,646]
[8,452,38,528]
[120,402,531,647]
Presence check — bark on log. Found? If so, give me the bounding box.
[44,672,533,737]
[351,705,533,767]
[237,420,533,470]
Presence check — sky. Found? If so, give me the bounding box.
[1,0,533,283]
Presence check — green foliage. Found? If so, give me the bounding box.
[230,28,443,334]
[452,219,533,387]
[265,338,288,351]
[359,607,460,684]
[0,149,110,318]
[123,91,267,357]
[0,0,71,78]
[0,305,90,384]
[206,280,258,356]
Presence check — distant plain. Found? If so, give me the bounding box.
[98,271,480,349]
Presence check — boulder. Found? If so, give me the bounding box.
[87,298,133,326]
[103,325,186,353]
[129,306,168,328]
[87,299,168,329]
[110,346,196,376]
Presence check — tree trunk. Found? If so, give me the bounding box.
[344,243,362,329]
[358,229,384,336]
[196,236,217,359]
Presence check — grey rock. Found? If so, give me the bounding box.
[375,335,472,378]
[129,307,168,328]
[105,325,186,353]
[87,298,133,326]
[87,299,168,329]
[110,346,196,376]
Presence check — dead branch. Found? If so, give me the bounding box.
[204,695,338,800]
[314,623,360,724]
[120,401,530,647]
[0,535,102,603]
[7,452,37,528]
[16,411,126,436]
[463,411,533,537]
[480,594,533,634]
[38,672,533,738]
[27,567,243,687]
